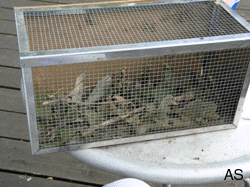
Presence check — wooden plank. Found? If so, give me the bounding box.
[0,172,93,187]
[0,111,29,140]
[0,0,56,8]
[0,35,18,50]
[0,138,122,185]
[32,0,115,4]
[0,49,20,68]
[0,88,26,113]
[0,67,21,88]
[0,20,16,35]
[27,0,173,5]
[15,0,159,9]
[236,10,250,21]
[236,0,250,10]
[31,0,69,4]
[0,8,15,21]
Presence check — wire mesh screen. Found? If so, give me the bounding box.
[32,48,250,149]
[24,1,248,52]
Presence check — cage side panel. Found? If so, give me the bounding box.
[233,58,250,126]
[23,1,249,52]
[31,48,250,151]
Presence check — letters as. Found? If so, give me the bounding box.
[224,169,243,180]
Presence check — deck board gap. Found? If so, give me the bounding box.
[0,109,26,114]
[0,19,15,22]
[0,32,17,36]
[0,47,18,51]
[30,0,69,4]
[0,65,21,69]
[0,86,20,90]
[0,136,30,142]
[0,168,102,187]
[0,7,13,10]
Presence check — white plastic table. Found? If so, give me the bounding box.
[69,88,250,186]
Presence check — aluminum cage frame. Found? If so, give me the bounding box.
[15,0,250,155]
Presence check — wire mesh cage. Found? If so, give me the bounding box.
[15,0,250,155]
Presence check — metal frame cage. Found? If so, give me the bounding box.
[15,0,250,155]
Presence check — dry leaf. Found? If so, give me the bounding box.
[87,76,112,103]
[159,95,173,111]
[71,73,85,102]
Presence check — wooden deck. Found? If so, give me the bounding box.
[0,0,249,186]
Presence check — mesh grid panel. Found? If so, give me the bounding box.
[24,1,248,51]
[32,48,250,149]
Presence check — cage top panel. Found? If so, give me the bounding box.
[19,0,249,52]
